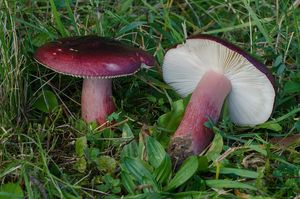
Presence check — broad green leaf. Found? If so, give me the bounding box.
[273,55,283,67]
[284,80,300,94]
[74,119,90,132]
[206,179,257,190]
[256,122,282,132]
[122,123,134,138]
[121,141,139,159]
[112,186,121,194]
[145,136,166,168]
[198,156,209,172]
[121,172,136,194]
[141,176,157,193]
[102,174,120,188]
[121,157,152,183]
[98,184,110,193]
[121,124,138,159]
[166,156,198,191]
[121,157,159,191]
[33,90,59,113]
[0,183,24,199]
[153,155,172,184]
[99,174,121,194]
[107,112,120,122]
[209,167,259,178]
[276,64,286,75]
[157,99,185,132]
[205,133,223,162]
[146,95,157,103]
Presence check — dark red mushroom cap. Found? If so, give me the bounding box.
[34,36,155,78]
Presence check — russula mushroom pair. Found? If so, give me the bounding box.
[34,36,155,124]
[35,34,275,161]
[163,34,275,160]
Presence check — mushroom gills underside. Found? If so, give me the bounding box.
[163,38,275,126]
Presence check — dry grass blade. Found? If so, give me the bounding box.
[270,134,300,148]
[293,0,300,7]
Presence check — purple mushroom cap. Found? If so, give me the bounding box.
[34,35,155,78]
[34,35,155,125]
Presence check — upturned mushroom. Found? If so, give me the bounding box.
[34,35,155,124]
[163,34,275,160]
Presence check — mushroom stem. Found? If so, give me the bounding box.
[169,70,231,159]
[81,78,115,124]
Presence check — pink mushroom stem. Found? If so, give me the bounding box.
[170,70,232,157]
[81,78,115,124]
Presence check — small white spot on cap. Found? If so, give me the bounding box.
[105,63,120,71]
[69,48,78,52]
[57,48,62,52]
[52,52,57,55]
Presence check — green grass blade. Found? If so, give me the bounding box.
[243,0,273,45]
[65,0,80,35]
[165,156,198,191]
[210,167,259,179]
[49,0,68,36]
[204,18,273,34]
[206,179,257,190]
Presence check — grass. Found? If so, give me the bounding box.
[1,0,300,198]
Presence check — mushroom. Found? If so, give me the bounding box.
[162,34,275,160]
[34,36,155,124]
